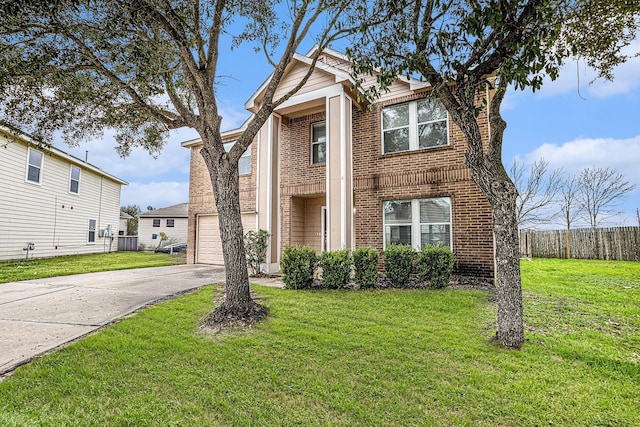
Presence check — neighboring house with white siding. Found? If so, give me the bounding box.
[0,126,127,261]
[137,203,188,250]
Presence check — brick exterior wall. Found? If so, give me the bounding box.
[350,93,494,277]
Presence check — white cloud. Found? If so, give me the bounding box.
[522,136,640,227]
[121,181,189,210]
[525,135,640,182]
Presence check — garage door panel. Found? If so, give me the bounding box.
[196,214,256,265]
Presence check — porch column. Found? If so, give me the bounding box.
[326,92,353,251]
[257,114,281,270]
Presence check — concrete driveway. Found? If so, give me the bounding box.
[0,264,224,377]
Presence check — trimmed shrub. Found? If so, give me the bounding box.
[281,245,318,289]
[320,249,352,289]
[352,247,379,288]
[244,229,270,276]
[416,245,456,288]
[383,244,415,287]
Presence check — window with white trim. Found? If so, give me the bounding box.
[223,141,251,175]
[382,98,449,154]
[383,197,451,249]
[88,219,97,243]
[69,165,81,194]
[166,219,175,227]
[153,219,160,227]
[26,148,44,184]
[311,121,326,164]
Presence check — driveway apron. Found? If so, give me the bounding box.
[0,264,224,376]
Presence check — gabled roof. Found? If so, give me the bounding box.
[120,211,134,219]
[139,203,189,218]
[0,125,128,185]
[244,48,357,112]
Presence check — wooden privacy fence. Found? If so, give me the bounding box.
[118,236,139,251]
[519,227,640,261]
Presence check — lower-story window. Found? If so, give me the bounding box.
[383,197,451,249]
[88,219,97,243]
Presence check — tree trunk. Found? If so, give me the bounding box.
[489,183,524,348]
[443,80,525,349]
[200,138,265,321]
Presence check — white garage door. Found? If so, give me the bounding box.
[196,213,256,264]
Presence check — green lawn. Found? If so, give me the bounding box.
[0,258,638,426]
[0,251,185,284]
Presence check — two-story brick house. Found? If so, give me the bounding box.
[182,48,494,277]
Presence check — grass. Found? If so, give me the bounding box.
[0,251,185,284]
[0,258,638,425]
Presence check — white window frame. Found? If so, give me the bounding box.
[88,219,97,244]
[152,219,160,227]
[166,219,175,227]
[69,165,81,194]
[381,99,449,154]
[223,140,251,175]
[383,197,452,250]
[26,148,44,184]
[310,121,326,165]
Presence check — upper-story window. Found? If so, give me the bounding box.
[382,98,449,154]
[153,219,160,227]
[311,121,326,164]
[26,148,44,184]
[166,219,175,227]
[69,165,81,194]
[223,141,251,175]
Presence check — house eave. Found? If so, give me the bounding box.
[0,125,128,185]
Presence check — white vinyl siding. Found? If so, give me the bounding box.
[383,197,451,250]
[26,148,44,184]
[223,141,251,175]
[138,217,189,250]
[382,98,449,154]
[69,165,81,194]
[0,132,123,261]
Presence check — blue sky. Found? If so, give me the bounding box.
[58,39,640,227]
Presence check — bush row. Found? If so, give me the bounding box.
[281,244,455,290]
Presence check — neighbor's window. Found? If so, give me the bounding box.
[69,165,81,194]
[166,219,175,227]
[311,121,326,164]
[383,197,451,250]
[26,148,44,184]
[88,219,97,243]
[153,219,160,227]
[382,98,448,154]
[223,141,251,175]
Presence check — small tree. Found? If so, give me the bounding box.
[348,0,640,348]
[557,175,583,259]
[578,166,636,228]
[510,158,563,228]
[244,230,270,277]
[121,204,141,236]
